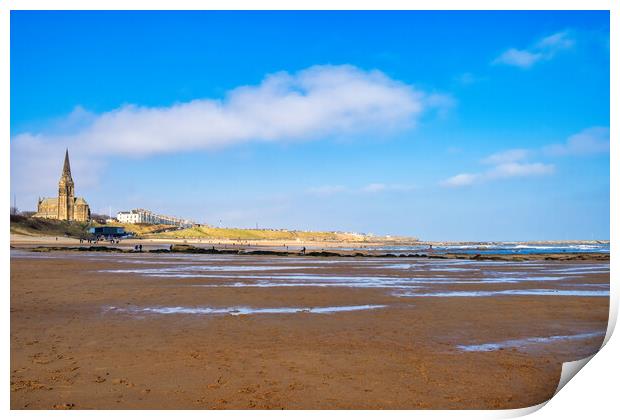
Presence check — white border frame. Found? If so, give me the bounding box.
[2,2,616,419]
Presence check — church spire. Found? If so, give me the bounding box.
[62,148,72,177]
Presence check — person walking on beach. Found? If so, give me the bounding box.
[301,246,306,255]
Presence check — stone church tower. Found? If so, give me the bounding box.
[34,149,91,222]
[57,149,75,220]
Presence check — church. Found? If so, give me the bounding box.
[34,149,91,222]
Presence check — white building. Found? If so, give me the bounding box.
[116,208,195,228]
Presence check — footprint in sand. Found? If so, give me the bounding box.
[112,378,135,387]
[52,403,75,410]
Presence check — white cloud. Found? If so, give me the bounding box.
[440,173,479,187]
[537,31,575,50]
[494,49,543,69]
[11,64,452,207]
[360,183,416,193]
[442,147,555,188]
[361,183,387,193]
[545,126,610,156]
[493,31,575,69]
[482,148,530,165]
[487,162,555,178]
[10,136,105,200]
[13,65,449,157]
[441,125,607,188]
[440,162,554,188]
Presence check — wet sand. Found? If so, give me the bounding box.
[12,233,608,254]
[10,249,609,409]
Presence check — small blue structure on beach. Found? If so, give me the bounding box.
[88,226,126,237]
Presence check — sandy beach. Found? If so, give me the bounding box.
[9,233,399,250]
[10,243,609,409]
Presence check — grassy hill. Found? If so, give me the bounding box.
[10,215,174,238]
[11,215,415,243]
[103,222,179,236]
[10,215,92,238]
[145,225,371,242]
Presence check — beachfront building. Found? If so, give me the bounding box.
[116,208,195,228]
[88,226,126,237]
[34,149,91,222]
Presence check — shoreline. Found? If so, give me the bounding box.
[10,242,610,262]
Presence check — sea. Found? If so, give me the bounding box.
[335,242,610,255]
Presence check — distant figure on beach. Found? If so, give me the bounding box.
[139,244,143,252]
[301,246,306,255]
[170,244,173,251]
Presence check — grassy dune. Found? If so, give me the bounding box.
[145,225,371,242]
[11,216,401,243]
[103,222,177,235]
[10,216,174,238]
[10,215,91,238]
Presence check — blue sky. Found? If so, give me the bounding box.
[10,11,610,241]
